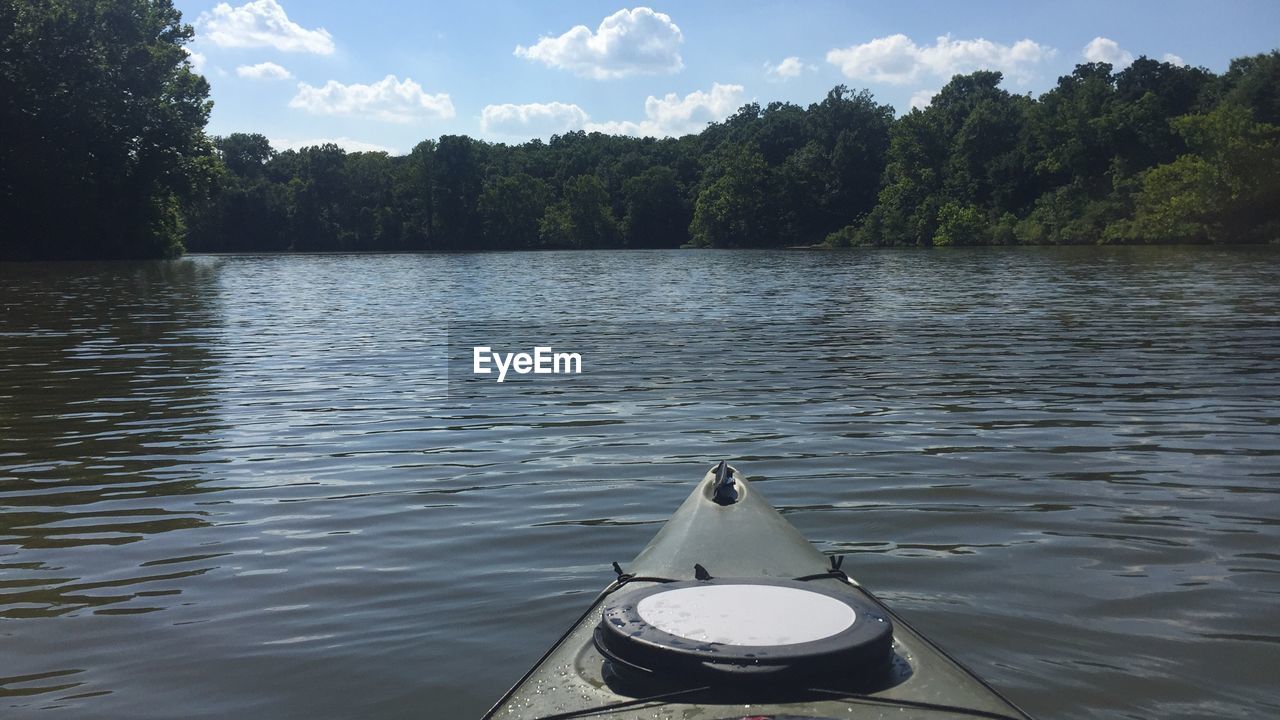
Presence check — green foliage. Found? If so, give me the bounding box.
[1014,181,1115,245]
[1110,105,1280,244]
[432,135,487,249]
[218,134,275,177]
[0,0,213,260]
[688,87,893,247]
[9,26,1276,259]
[932,203,985,246]
[480,174,550,249]
[992,213,1019,245]
[859,109,946,247]
[1220,51,1280,125]
[397,140,437,250]
[621,166,689,247]
[860,54,1276,247]
[824,225,859,248]
[538,175,619,249]
[690,145,770,247]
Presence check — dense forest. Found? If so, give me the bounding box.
[2,1,1278,261]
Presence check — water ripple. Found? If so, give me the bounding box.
[0,248,1278,719]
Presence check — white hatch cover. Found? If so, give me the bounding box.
[635,583,856,646]
[595,578,896,683]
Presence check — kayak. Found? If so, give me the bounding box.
[483,462,1034,720]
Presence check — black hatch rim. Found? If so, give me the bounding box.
[594,577,893,683]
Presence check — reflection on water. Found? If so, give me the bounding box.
[1,248,1278,719]
[1,262,220,618]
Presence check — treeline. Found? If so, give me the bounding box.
[189,54,1280,253]
[186,87,892,252]
[847,58,1280,247]
[2,0,1277,260]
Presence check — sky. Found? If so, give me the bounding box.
[172,0,1280,155]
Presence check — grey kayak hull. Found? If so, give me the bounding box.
[483,465,1033,720]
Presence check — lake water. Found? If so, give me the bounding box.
[1,248,1278,719]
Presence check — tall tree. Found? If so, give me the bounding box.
[690,144,771,247]
[1219,51,1280,125]
[480,173,550,250]
[431,135,485,249]
[1112,105,1280,243]
[397,140,437,250]
[621,166,689,247]
[0,0,213,260]
[851,107,947,246]
[217,133,276,178]
[539,174,619,249]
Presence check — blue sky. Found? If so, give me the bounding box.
[173,0,1280,155]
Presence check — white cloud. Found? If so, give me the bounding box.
[909,89,937,110]
[272,137,398,154]
[236,61,293,80]
[1163,52,1186,66]
[1082,37,1133,68]
[765,56,807,80]
[481,102,590,137]
[515,7,683,79]
[289,75,455,123]
[198,0,334,54]
[185,47,207,72]
[826,33,1054,85]
[585,82,745,138]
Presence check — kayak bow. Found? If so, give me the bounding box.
[483,463,1034,720]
